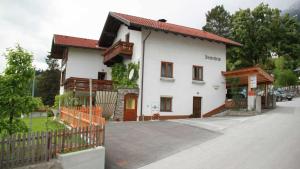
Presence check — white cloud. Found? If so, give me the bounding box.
[0,0,298,73]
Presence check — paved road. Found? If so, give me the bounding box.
[139,98,300,169]
[104,121,219,169]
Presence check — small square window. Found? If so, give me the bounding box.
[160,97,172,112]
[192,66,203,81]
[161,62,173,78]
[98,72,106,80]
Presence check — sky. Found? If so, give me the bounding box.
[0,0,299,73]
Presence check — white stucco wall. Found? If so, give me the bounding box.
[65,47,111,80]
[141,30,227,117]
[109,24,227,118]
[112,24,143,117]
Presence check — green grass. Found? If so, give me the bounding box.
[22,117,65,132]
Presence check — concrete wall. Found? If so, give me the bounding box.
[65,47,111,80]
[58,146,105,169]
[141,30,227,117]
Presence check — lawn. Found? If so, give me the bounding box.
[22,117,65,132]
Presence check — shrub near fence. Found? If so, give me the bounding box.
[61,106,105,128]
[0,126,104,169]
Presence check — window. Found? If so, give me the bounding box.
[192,65,203,81]
[160,97,172,112]
[125,33,130,42]
[126,96,136,109]
[161,62,173,78]
[98,72,106,80]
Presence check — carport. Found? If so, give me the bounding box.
[222,66,274,110]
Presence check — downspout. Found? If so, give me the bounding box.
[140,30,152,121]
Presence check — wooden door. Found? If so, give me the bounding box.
[123,94,138,121]
[193,97,202,118]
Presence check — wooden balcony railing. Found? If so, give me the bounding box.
[103,40,134,65]
[64,77,113,92]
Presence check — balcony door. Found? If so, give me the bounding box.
[123,93,138,121]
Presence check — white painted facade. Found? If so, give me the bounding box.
[141,30,226,117]
[60,47,111,94]
[65,47,111,80]
[60,24,227,117]
[112,24,227,117]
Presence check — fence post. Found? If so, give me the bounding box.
[61,129,65,153]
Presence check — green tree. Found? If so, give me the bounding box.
[203,5,232,38]
[274,57,298,87]
[36,55,60,106]
[0,45,38,135]
[228,3,300,70]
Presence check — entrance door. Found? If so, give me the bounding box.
[193,97,202,118]
[123,94,138,121]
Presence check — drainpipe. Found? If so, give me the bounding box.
[140,30,152,121]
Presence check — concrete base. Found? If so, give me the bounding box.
[58,146,105,169]
[247,96,256,111]
[226,110,257,116]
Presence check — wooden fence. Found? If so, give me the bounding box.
[0,126,104,169]
[61,107,105,128]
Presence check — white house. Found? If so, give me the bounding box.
[51,12,241,121]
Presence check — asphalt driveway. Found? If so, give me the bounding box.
[139,98,300,169]
[105,121,219,169]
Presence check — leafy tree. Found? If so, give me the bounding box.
[36,55,60,106]
[274,57,298,87]
[0,45,38,136]
[203,5,232,38]
[227,3,300,70]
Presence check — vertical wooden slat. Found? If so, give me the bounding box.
[0,137,3,168]
[53,130,57,158]
[10,135,15,168]
[46,131,51,161]
[16,134,21,166]
[36,131,40,162]
[40,132,43,162]
[32,132,36,164]
[69,128,72,152]
[61,129,65,153]
[24,132,29,165]
[85,126,89,148]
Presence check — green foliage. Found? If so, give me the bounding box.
[0,45,37,135]
[226,77,245,110]
[213,3,300,70]
[203,5,232,38]
[111,63,139,89]
[32,97,45,111]
[274,57,298,87]
[54,92,80,108]
[36,55,60,106]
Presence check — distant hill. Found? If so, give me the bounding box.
[284,1,300,21]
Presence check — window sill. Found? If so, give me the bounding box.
[160,111,173,113]
[192,80,205,84]
[160,77,175,82]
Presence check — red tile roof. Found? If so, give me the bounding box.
[110,12,241,46]
[53,34,105,50]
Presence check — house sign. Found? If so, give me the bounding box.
[249,75,257,88]
[205,55,221,61]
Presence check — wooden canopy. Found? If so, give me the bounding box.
[222,67,274,86]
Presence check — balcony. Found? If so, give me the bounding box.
[64,77,113,92]
[103,40,134,66]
